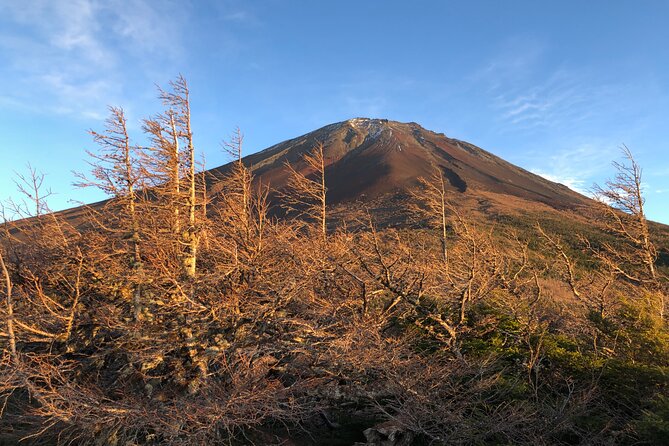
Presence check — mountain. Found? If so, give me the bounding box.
[47,118,596,232]
[211,117,588,210]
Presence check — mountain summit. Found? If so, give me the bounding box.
[211,118,587,210]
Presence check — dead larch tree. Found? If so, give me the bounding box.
[411,165,450,265]
[592,146,657,282]
[591,146,665,318]
[158,75,200,277]
[281,142,328,240]
[75,106,145,318]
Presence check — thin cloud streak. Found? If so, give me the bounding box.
[0,0,189,119]
[529,143,615,196]
[531,170,589,195]
[491,71,594,131]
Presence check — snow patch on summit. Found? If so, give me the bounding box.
[347,118,388,141]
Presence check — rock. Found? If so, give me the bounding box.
[358,421,414,446]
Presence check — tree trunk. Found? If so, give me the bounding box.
[1,250,17,360]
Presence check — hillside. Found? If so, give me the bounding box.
[1,107,668,445]
[50,118,597,234]
[210,118,589,209]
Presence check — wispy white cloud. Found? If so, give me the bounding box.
[466,37,669,215]
[224,10,256,23]
[647,166,669,178]
[470,40,591,131]
[1,0,114,66]
[39,74,116,120]
[529,142,615,195]
[109,0,189,57]
[0,0,189,119]
[470,37,546,92]
[491,71,595,131]
[531,169,588,194]
[470,38,652,135]
[206,0,261,28]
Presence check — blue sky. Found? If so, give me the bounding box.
[1,0,668,223]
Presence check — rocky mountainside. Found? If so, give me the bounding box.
[209,118,589,210]
[47,118,598,233]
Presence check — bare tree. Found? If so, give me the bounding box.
[536,223,581,300]
[75,106,144,319]
[158,75,199,277]
[11,164,53,218]
[143,111,182,235]
[411,165,450,264]
[588,147,668,320]
[447,207,503,325]
[0,248,16,359]
[221,128,252,240]
[592,146,657,282]
[280,142,327,240]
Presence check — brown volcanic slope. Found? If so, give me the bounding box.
[209,118,588,210]
[44,118,593,231]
